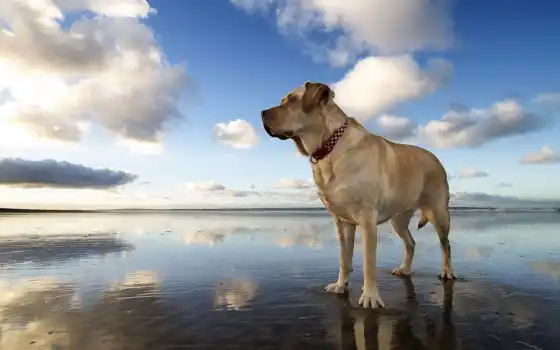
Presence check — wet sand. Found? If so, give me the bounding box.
[1,211,559,349]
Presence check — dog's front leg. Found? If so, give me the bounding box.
[325,217,356,294]
[357,211,386,308]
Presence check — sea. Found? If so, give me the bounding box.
[1,208,559,349]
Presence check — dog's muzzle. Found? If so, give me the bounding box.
[262,108,294,140]
[263,124,290,140]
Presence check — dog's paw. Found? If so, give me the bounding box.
[324,282,348,294]
[438,267,457,280]
[358,288,386,309]
[391,266,412,277]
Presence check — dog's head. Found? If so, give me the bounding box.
[261,81,335,141]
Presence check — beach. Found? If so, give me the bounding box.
[1,210,559,349]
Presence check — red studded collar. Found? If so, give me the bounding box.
[309,120,348,164]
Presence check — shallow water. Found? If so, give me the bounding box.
[1,211,559,349]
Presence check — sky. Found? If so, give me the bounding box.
[0,0,559,209]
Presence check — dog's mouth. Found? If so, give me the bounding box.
[263,124,293,140]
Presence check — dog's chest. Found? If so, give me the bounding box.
[313,164,338,210]
[317,186,358,224]
[317,190,334,213]
[314,167,358,222]
[312,161,333,187]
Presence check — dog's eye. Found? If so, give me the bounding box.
[288,95,298,103]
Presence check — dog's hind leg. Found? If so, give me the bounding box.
[425,192,456,280]
[390,210,415,277]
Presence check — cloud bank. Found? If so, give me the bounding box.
[0,158,137,189]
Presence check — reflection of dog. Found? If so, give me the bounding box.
[424,280,457,350]
[335,278,457,349]
[261,81,456,308]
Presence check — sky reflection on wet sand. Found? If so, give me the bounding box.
[1,211,560,349]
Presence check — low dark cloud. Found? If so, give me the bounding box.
[0,158,137,189]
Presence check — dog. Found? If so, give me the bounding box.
[261,81,456,308]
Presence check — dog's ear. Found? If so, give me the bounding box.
[302,82,334,113]
[291,136,309,156]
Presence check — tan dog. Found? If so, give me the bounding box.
[261,82,456,308]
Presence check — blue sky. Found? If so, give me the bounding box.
[0,0,559,209]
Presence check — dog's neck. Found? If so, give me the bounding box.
[297,103,365,162]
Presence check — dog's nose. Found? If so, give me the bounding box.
[262,108,275,121]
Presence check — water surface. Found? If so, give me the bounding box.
[1,211,559,349]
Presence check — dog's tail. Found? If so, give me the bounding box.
[417,210,429,230]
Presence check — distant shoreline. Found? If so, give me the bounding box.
[0,207,558,214]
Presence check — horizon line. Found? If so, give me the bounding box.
[0,206,559,213]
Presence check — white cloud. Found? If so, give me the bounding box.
[185,181,258,198]
[0,0,188,151]
[231,0,453,67]
[458,167,489,179]
[533,92,560,105]
[376,114,417,141]
[496,182,513,188]
[213,119,259,149]
[185,181,227,192]
[418,100,545,148]
[520,146,560,165]
[333,56,452,119]
[274,178,315,189]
